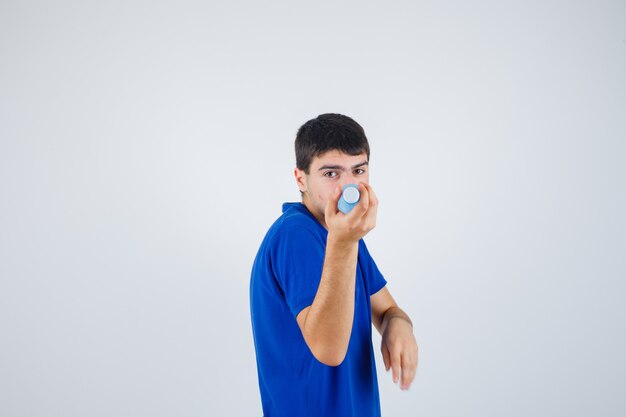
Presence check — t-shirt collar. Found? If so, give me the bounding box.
[282,202,324,228]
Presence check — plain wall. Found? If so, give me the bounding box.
[1,0,625,416]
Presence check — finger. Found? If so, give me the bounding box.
[411,341,419,372]
[359,182,370,210]
[347,182,369,218]
[361,183,378,225]
[381,344,391,371]
[400,352,416,390]
[363,183,378,207]
[324,185,342,218]
[391,351,401,385]
[415,342,419,372]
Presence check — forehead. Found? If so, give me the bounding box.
[310,150,369,168]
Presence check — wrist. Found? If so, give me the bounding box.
[390,315,413,328]
[383,308,413,329]
[326,232,359,250]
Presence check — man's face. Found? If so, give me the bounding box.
[294,150,369,226]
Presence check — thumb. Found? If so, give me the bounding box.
[382,344,391,371]
[325,186,342,217]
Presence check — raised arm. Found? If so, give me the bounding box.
[296,183,378,366]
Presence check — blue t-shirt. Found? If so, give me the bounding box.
[250,202,387,417]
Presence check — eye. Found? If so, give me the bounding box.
[324,171,338,178]
[354,168,366,175]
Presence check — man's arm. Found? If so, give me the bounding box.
[371,287,419,390]
[296,183,378,366]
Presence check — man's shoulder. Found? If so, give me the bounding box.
[281,202,315,224]
[263,203,324,247]
[277,203,323,234]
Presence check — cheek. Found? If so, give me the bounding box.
[318,185,333,199]
[318,188,335,206]
[314,187,328,204]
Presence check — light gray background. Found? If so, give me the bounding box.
[1,1,625,416]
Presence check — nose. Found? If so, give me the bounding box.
[340,173,358,188]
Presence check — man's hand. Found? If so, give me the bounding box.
[324,183,378,244]
[381,312,419,390]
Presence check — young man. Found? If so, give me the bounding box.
[250,113,418,416]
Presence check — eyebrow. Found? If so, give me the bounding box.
[317,161,369,171]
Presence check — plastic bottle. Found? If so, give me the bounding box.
[338,184,361,214]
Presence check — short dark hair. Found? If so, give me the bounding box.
[295,113,370,174]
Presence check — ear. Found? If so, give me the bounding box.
[294,168,307,193]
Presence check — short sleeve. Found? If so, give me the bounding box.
[358,240,387,296]
[271,225,326,318]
